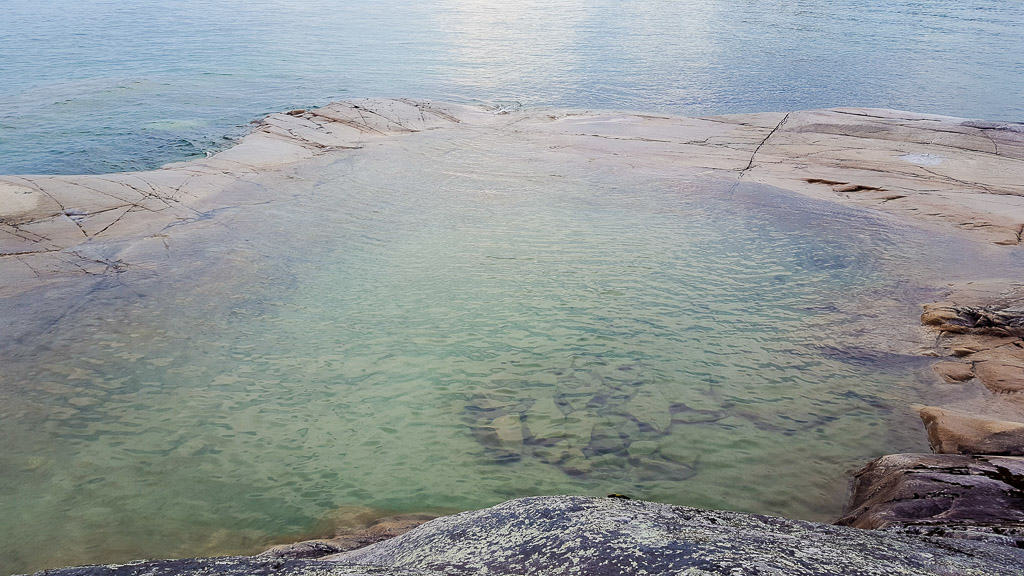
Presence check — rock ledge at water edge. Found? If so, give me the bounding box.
[27,496,1024,576]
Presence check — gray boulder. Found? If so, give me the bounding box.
[27,496,1024,576]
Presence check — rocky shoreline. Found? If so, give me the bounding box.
[4,99,1023,297]
[834,283,1024,545]
[5,99,1024,574]
[24,496,1024,575]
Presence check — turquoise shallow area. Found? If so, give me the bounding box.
[1,128,1018,573]
[1,0,1023,174]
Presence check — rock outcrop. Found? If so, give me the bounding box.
[26,496,1024,576]
[842,284,1024,547]
[910,284,1024,449]
[837,453,1024,547]
[3,100,1023,298]
[918,405,1024,455]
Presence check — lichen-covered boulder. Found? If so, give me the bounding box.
[23,556,436,576]
[26,496,1024,576]
[328,496,1024,575]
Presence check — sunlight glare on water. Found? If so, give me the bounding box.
[0,0,1022,174]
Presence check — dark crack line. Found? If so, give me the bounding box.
[1,247,60,257]
[350,104,411,133]
[13,177,90,238]
[742,113,790,173]
[60,179,131,204]
[352,101,419,130]
[917,165,997,194]
[311,109,386,135]
[400,99,462,124]
[832,109,944,123]
[1,222,52,244]
[13,255,41,278]
[91,205,136,238]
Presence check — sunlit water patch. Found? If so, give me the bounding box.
[0,128,1017,573]
[1,0,1023,173]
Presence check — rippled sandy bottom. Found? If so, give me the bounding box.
[0,127,1011,573]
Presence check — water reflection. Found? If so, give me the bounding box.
[1,0,1022,173]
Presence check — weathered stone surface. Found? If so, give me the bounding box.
[26,496,1024,575]
[918,405,1024,455]
[837,453,1024,547]
[922,302,1024,338]
[922,306,964,327]
[974,353,1024,394]
[4,101,1023,299]
[919,284,1024,432]
[0,99,478,297]
[932,361,975,382]
[24,556,435,576]
[327,496,1024,575]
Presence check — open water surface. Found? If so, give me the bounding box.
[1,0,1022,174]
[2,1,1024,572]
[1,126,1020,572]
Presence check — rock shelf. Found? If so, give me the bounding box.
[3,99,1023,298]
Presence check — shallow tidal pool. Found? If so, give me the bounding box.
[0,127,1014,573]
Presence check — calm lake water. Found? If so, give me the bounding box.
[1,0,1023,174]
[2,1,1024,574]
[1,124,1020,573]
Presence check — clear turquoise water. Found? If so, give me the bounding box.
[1,126,1019,573]
[1,0,1022,174]
[2,2,1024,573]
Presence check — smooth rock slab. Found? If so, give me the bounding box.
[918,405,1024,455]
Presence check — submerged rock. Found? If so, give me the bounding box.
[623,388,671,432]
[260,513,436,559]
[931,361,975,382]
[489,414,524,451]
[837,453,1024,547]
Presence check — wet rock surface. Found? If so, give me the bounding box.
[918,405,1024,455]
[851,284,1024,548]
[259,512,437,560]
[30,496,1024,576]
[923,302,1024,338]
[912,284,1024,455]
[837,453,1024,547]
